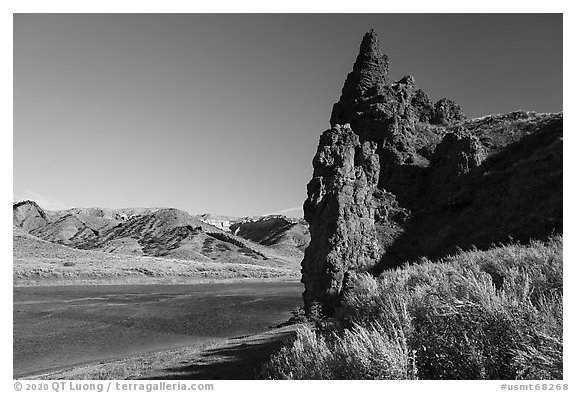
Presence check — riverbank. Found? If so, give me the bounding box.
[21,324,302,380]
[14,275,301,287]
[14,254,300,287]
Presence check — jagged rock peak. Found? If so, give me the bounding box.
[302,30,562,318]
[330,30,466,131]
[14,199,44,210]
[339,30,390,103]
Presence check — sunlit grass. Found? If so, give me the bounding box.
[261,236,562,379]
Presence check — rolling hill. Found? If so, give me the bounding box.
[230,216,310,255]
[13,200,310,285]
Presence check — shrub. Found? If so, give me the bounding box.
[261,236,563,379]
[260,325,334,379]
[260,323,415,379]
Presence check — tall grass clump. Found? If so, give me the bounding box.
[261,236,562,379]
[260,322,415,379]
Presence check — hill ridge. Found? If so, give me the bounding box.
[13,200,310,276]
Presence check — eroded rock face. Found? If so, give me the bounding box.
[432,98,466,126]
[301,30,562,315]
[426,128,485,205]
[302,124,389,313]
[330,29,390,127]
[303,30,457,315]
[13,200,49,232]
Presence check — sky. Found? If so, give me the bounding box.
[13,13,562,217]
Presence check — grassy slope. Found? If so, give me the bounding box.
[13,227,299,286]
[261,236,562,379]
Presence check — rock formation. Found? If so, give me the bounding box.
[13,200,49,232]
[301,30,562,315]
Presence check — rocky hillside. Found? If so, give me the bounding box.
[301,30,562,314]
[13,202,157,245]
[198,213,310,258]
[13,200,51,232]
[230,216,310,254]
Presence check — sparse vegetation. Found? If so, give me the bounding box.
[13,201,305,282]
[13,227,300,285]
[261,236,562,379]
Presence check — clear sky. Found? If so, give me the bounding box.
[13,14,562,217]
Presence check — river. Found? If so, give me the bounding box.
[13,281,303,378]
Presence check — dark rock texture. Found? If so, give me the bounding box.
[302,124,396,312]
[301,30,562,315]
[379,112,562,269]
[432,98,467,126]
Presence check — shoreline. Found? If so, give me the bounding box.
[13,275,302,288]
[16,339,223,380]
[18,324,303,380]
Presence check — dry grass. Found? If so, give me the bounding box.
[261,236,562,379]
[260,322,414,380]
[13,229,299,286]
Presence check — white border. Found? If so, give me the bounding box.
[3,2,572,390]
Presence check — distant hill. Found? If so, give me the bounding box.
[13,224,298,285]
[197,214,241,232]
[230,216,310,255]
[13,201,310,284]
[76,208,289,266]
[13,201,159,245]
[198,214,310,258]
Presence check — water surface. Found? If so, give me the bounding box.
[13,281,303,377]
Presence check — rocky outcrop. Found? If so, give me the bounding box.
[376,112,563,270]
[13,200,49,232]
[302,124,399,312]
[432,98,466,126]
[302,30,454,314]
[301,30,562,315]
